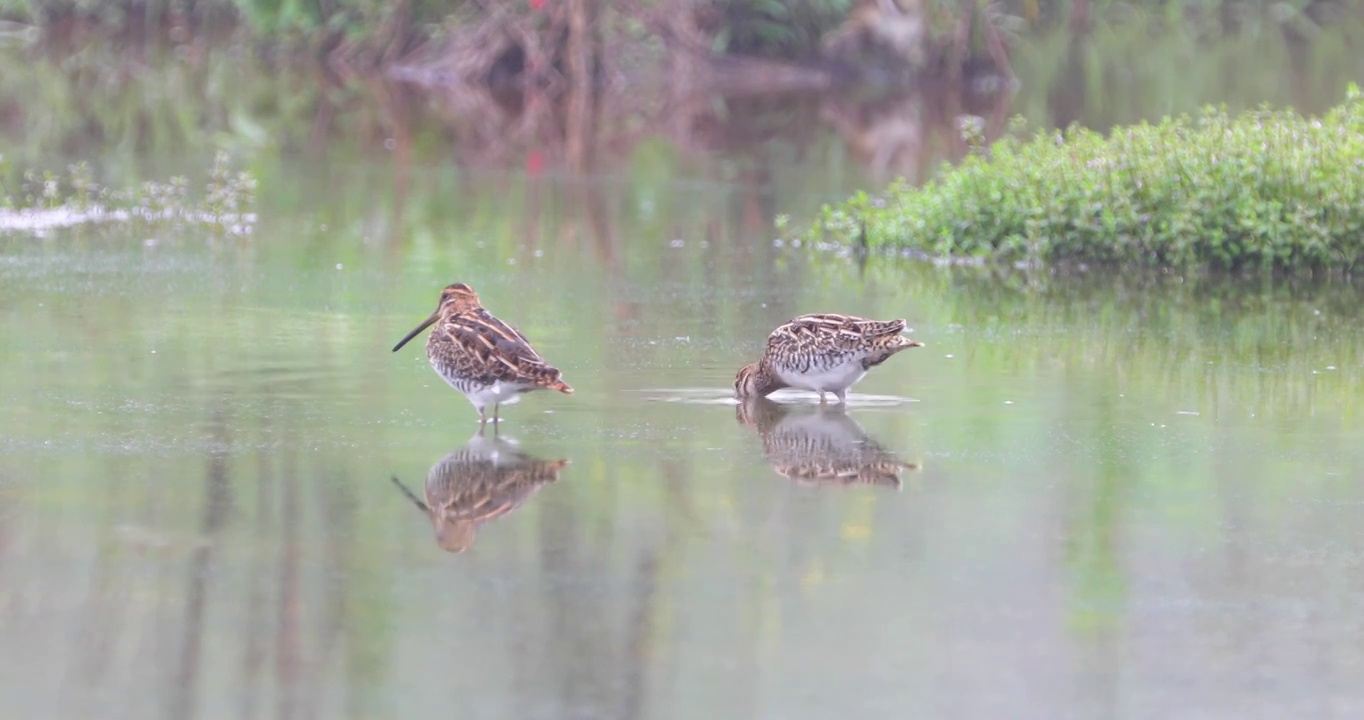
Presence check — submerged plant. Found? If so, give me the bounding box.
[803,86,1364,272]
[0,150,258,237]
[204,149,258,223]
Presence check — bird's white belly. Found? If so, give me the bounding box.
[777,358,867,393]
[439,375,530,409]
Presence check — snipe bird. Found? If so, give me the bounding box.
[736,397,917,487]
[389,434,569,553]
[392,283,573,428]
[734,313,923,403]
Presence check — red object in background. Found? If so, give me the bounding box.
[530,0,546,9]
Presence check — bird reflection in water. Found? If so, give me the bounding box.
[389,433,569,553]
[736,397,918,488]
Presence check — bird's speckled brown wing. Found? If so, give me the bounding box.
[769,313,907,349]
[764,313,912,372]
[432,308,567,388]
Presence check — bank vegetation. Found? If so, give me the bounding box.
[805,87,1364,272]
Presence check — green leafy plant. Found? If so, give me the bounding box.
[802,86,1364,272]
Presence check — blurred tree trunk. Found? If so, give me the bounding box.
[166,412,232,720]
[564,0,596,172]
[1070,0,1092,33]
[1048,32,1088,128]
[949,0,972,84]
[663,0,708,93]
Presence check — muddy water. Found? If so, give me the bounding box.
[2,158,1362,719]
[3,28,1364,719]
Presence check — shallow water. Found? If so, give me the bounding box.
[3,26,1364,717]
[2,158,1363,719]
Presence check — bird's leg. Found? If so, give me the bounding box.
[833,389,848,405]
[818,390,827,404]
[493,403,501,424]
[477,407,488,432]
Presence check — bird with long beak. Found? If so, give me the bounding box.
[392,283,573,429]
[734,313,923,404]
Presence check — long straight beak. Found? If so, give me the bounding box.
[388,475,431,514]
[392,311,439,352]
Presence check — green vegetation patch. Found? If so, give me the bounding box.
[806,87,1364,272]
[0,150,257,237]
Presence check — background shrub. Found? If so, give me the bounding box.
[807,86,1364,272]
